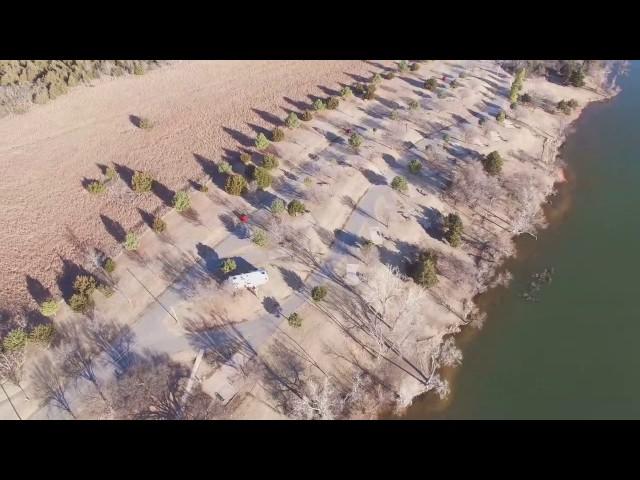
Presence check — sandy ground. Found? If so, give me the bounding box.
[0,60,381,323]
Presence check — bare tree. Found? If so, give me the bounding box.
[290,375,343,420]
[448,162,502,209]
[504,173,543,238]
[61,341,107,404]
[104,351,217,420]
[30,356,76,419]
[0,349,28,399]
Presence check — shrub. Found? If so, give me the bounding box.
[372,73,383,84]
[221,258,237,274]
[253,167,273,190]
[132,171,153,193]
[225,174,248,196]
[287,199,306,216]
[398,60,409,72]
[510,102,517,110]
[39,299,59,317]
[443,213,464,248]
[382,71,395,80]
[105,166,118,181]
[496,110,506,123]
[363,83,377,100]
[103,257,116,273]
[287,312,302,328]
[568,68,585,87]
[327,96,340,110]
[349,132,363,150]
[240,152,252,164]
[391,176,408,193]
[29,324,55,346]
[520,93,532,104]
[408,159,422,174]
[568,99,579,108]
[272,127,285,142]
[410,63,420,72]
[557,100,572,115]
[251,229,267,247]
[285,112,300,129]
[3,328,27,351]
[218,161,233,175]
[303,177,313,187]
[172,191,190,212]
[412,250,438,288]
[424,78,438,91]
[73,275,97,296]
[69,293,91,313]
[199,184,209,193]
[301,110,313,121]
[311,285,327,302]
[340,86,352,98]
[450,79,459,88]
[313,99,326,111]
[138,117,153,129]
[152,217,166,233]
[390,110,399,121]
[271,198,285,215]
[262,154,279,170]
[133,63,145,75]
[443,133,450,143]
[408,99,419,110]
[255,132,270,150]
[87,181,106,194]
[482,151,504,176]
[124,232,140,251]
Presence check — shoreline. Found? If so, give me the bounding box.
[391,80,621,419]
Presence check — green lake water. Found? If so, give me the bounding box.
[401,61,640,419]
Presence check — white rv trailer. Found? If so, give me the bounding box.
[226,269,269,289]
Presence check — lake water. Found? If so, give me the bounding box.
[401,61,640,419]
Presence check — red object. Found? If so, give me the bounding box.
[239,214,249,223]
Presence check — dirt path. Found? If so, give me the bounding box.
[0,60,385,320]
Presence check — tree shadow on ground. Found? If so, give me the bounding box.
[398,76,424,89]
[100,214,126,243]
[56,256,93,300]
[113,163,135,189]
[194,153,229,191]
[283,96,309,112]
[344,72,369,83]
[222,127,254,148]
[137,208,155,229]
[246,122,270,137]
[364,60,390,71]
[382,153,399,169]
[360,168,387,186]
[252,108,282,127]
[416,206,444,241]
[196,242,221,273]
[276,266,305,293]
[128,115,146,128]
[262,296,283,317]
[152,179,175,207]
[218,213,237,234]
[317,85,340,97]
[26,275,51,304]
